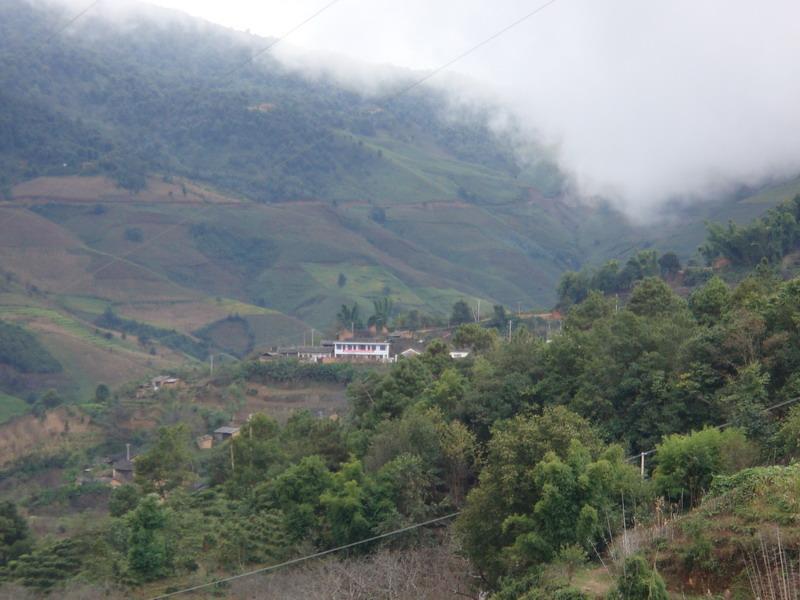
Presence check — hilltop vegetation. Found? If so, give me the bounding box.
[0,0,536,201]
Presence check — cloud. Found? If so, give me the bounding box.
[64,0,800,216]
[229,0,800,217]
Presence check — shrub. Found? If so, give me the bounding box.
[653,427,757,506]
[607,554,668,600]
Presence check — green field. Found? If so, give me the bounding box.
[0,392,28,424]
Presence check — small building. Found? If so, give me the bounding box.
[214,425,240,443]
[327,339,394,363]
[112,459,134,484]
[296,346,334,363]
[259,346,333,364]
[196,434,213,450]
[399,348,422,359]
[152,375,181,391]
[449,350,470,359]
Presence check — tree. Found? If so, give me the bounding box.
[127,495,171,581]
[94,383,111,403]
[592,260,621,293]
[457,408,609,583]
[619,250,659,289]
[134,424,194,496]
[557,271,590,307]
[688,276,731,325]
[336,303,363,330]
[452,323,497,353]
[109,484,141,517]
[776,403,800,460]
[40,388,62,409]
[0,501,31,566]
[626,277,683,318]
[658,251,681,278]
[491,304,508,331]
[450,300,472,326]
[254,455,333,542]
[368,297,394,330]
[608,555,668,600]
[653,427,757,506]
[222,414,285,496]
[337,272,347,287]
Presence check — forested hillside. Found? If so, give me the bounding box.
[2,205,800,597]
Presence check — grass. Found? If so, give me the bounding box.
[0,305,127,351]
[0,392,28,424]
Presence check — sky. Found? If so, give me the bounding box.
[143,0,800,216]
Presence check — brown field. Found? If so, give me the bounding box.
[11,175,242,205]
[0,407,101,467]
[231,382,349,423]
[116,299,236,331]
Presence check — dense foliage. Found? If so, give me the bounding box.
[700,194,800,267]
[0,320,61,374]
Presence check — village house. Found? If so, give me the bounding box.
[196,434,213,449]
[111,459,134,485]
[111,443,136,486]
[151,375,182,392]
[399,347,422,359]
[449,349,471,359]
[214,425,240,443]
[259,346,333,364]
[324,339,395,363]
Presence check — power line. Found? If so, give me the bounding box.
[39,0,102,49]
[149,512,460,599]
[54,0,564,298]
[148,396,800,596]
[625,395,800,464]
[166,0,344,121]
[253,0,564,196]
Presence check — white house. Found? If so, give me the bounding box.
[330,340,394,362]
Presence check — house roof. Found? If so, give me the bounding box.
[400,348,422,356]
[325,339,390,345]
[113,459,134,471]
[214,426,240,435]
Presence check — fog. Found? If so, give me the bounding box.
[55,0,800,217]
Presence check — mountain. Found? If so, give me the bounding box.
[1,0,799,400]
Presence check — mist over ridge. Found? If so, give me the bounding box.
[128,0,800,220]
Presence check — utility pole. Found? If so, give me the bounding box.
[507,319,512,341]
[209,354,214,376]
[640,452,645,479]
[311,328,315,346]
